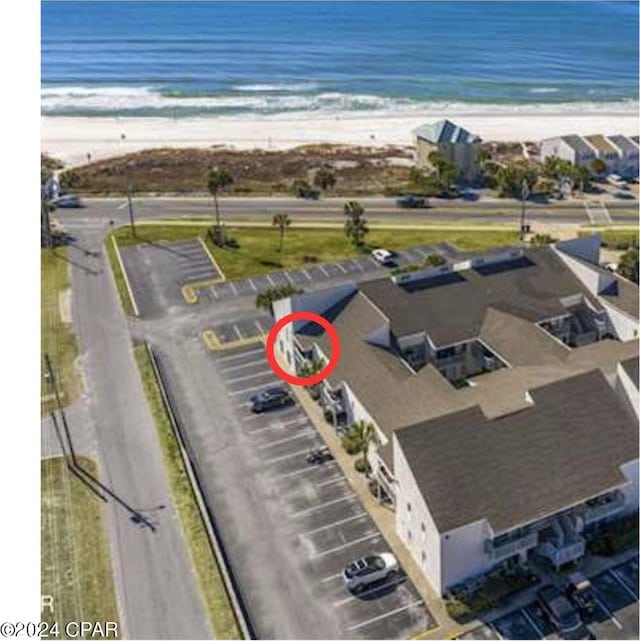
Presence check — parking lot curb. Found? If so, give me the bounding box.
[202,329,265,352]
[145,343,255,640]
[198,236,226,282]
[182,283,198,304]
[110,235,140,317]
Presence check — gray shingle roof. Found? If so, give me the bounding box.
[562,135,595,156]
[621,356,639,389]
[359,247,600,346]
[608,135,639,154]
[413,119,480,144]
[395,370,638,533]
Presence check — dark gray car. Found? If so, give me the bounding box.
[250,386,293,413]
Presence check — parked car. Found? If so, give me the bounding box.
[371,248,394,266]
[537,586,592,639]
[305,447,333,465]
[342,553,398,593]
[396,194,429,209]
[54,194,83,208]
[602,262,618,273]
[564,573,596,615]
[250,387,293,413]
[607,174,628,190]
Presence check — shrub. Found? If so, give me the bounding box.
[354,458,371,475]
[341,436,361,455]
[530,233,556,245]
[255,284,304,313]
[444,597,475,623]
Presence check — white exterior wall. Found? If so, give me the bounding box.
[540,138,576,164]
[440,519,494,592]
[555,235,601,264]
[393,437,443,593]
[620,460,640,514]
[600,299,639,341]
[553,246,615,297]
[616,362,639,418]
[341,381,386,444]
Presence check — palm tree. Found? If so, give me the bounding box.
[204,167,233,244]
[314,166,336,191]
[272,213,291,253]
[590,157,607,177]
[299,356,325,398]
[343,200,369,247]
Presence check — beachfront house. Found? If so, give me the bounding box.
[412,119,481,183]
[540,135,596,169]
[271,236,639,596]
[584,135,622,175]
[607,135,640,179]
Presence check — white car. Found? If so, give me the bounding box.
[371,248,394,266]
[342,553,398,593]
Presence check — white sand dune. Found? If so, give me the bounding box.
[42,109,640,166]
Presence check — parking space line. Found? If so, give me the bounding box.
[353,260,365,271]
[226,368,273,384]
[520,607,545,638]
[284,271,295,284]
[414,247,429,258]
[334,262,348,274]
[332,575,406,607]
[210,285,219,299]
[489,622,503,639]
[233,324,244,340]
[319,264,330,277]
[228,280,238,296]
[291,493,356,517]
[216,347,264,362]
[255,319,266,335]
[609,568,639,600]
[321,572,343,584]
[346,600,424,631]
[248,278,257,292]
[275,461,337,481]
[220,358,266,373]
[266,274,276,286]
[311,532,379,559]
[246,415,308,434]
[264,446,318,465]
[299,512,367,537]
[301,268,312,281]
[256,429,316,449]
[229,382,277,396]
[592,591,623,629]
[316,476,347,489]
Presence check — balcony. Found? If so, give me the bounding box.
[485,531,539,561]
[537,538,586,568]
[583,494,626,526]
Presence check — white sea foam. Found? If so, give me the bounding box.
[40,85,639,117]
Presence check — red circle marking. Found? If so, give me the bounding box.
[265,311,340,386]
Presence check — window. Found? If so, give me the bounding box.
[407,530,412,542]
[406,502,411,513]
[421,522,426,532]
[421,550,427,565]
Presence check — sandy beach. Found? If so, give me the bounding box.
[42,109,639,167]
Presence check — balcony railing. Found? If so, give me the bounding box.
[484,531,538,561]
[537,538,586,568]
[583,495,626,525]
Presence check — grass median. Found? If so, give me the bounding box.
[104,236,136,316]
[41,248,81,414]
[41,456,120,638]
[111,223,520,281]
[133,345,241,639]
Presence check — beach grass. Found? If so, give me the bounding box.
[133,345,241,639]
[41,248,81,414]
[41,456,120,638]
[111,223,520,280]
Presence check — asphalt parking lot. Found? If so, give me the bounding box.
[459,556,639,640]
[209,313,273,345]
[212,344,437,638]
[120,239,220,316]
[197,243,454,302]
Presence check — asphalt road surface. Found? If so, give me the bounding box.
[58,195,637,228]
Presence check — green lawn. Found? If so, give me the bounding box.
[133,345,241,639]
[41,249,81,414]
[579,228,639,250]
[41,456,120,638]
[104,237,135,316]
[111,224,520,281]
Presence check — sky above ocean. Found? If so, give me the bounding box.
[41,1,639,118]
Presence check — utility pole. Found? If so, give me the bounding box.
[126,162,136,238]
[520,178,530,241]
[41,196,53,249]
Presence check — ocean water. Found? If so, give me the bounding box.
[41,1,639,118]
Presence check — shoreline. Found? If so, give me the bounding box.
[42,110,640,166]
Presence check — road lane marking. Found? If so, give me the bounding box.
[346,600,424,631]
[311,532,379,559]
[291,493,356,517]
[300,512,367,537]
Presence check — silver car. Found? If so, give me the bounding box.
[342,553,398,593]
